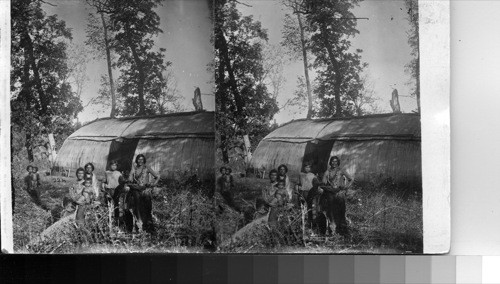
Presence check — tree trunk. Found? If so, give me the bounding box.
[216,28,245,129]
[334,72,342,117]
[22,31,47,115]
[220,134,229,164]
[125,27,146,116]
[25,133,34,162]
[216,45,230,164]
[100,13,117,118]
[320,23,342,117]
[297,12,313,119]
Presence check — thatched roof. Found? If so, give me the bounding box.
[264,113,420,143]
[54,111,214,180]
[70,111,214,141]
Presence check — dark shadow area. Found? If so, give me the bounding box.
[302,140,335,174]
[106,138,140,173]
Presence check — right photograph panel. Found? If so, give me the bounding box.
[215,0,426,253]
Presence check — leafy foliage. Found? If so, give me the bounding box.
[281,0,315,118]
[14,173,217,253]
[86,0,180,117]
[11,0,82,161]
[404,0,420,112]
[215,0,279,163]
[303,0,368,118]
[108,0,172,116]
[217,176,422,253]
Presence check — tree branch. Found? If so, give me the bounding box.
[233,0,252,7]
[39,0,57,7]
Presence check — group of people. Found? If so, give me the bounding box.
[255,156,353,236]
[56,154,160,233]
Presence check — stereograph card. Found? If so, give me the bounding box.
[0,0,449,254]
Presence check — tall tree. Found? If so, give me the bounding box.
[90,74,122,117]
[281,0,314,118]
[286,76,319,116]
[405,0,420,113]
[215,0,279,163]
[92,0,171,116]
[304,0,367,118]
[11,0,82,161]
[85,4,118,117]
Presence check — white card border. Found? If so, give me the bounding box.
[0,0,450,254]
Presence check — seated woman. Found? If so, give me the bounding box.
[320,156,353,236]
[62,168,85,217]
[125,154,160,233]
[62,168,93,227]
[268,180,290,229]
[255,169,279,220]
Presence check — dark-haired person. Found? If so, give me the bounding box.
[24,165,34,192]
[320,156,353,236]
[296,162,320,227]
[84,162,100,200]
[255,169,279,219]
[126,154,160,233]
[72,178,96,228]
[32,166,41,187]
[62,168,86,219]
[216,166,237,210]
[216,166,228,193]
[277,164,292,201]
[24,165,42,203]
[268,179,291,229]
[102,160,125,224]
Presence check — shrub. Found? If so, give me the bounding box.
[22,172,217,253]
[217,176,423,253]
[13,180,52,251]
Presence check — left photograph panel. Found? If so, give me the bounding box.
[9,0,216,253]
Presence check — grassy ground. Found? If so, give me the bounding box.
[12,175,216,253]
[216,175,423,253]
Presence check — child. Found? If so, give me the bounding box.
[25,165,41,201]
[274,180,289,207]
[81,178,95,204]
[218,166,237,210]
[268,180,288,228]
[277,164,292,201]
[73,178,94,228]
[103,161,125,221]
[32,166,41,187]
[296,163,320,226]
[216,166,227,193]
[84,162,100,198]
[24,165,34,191]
